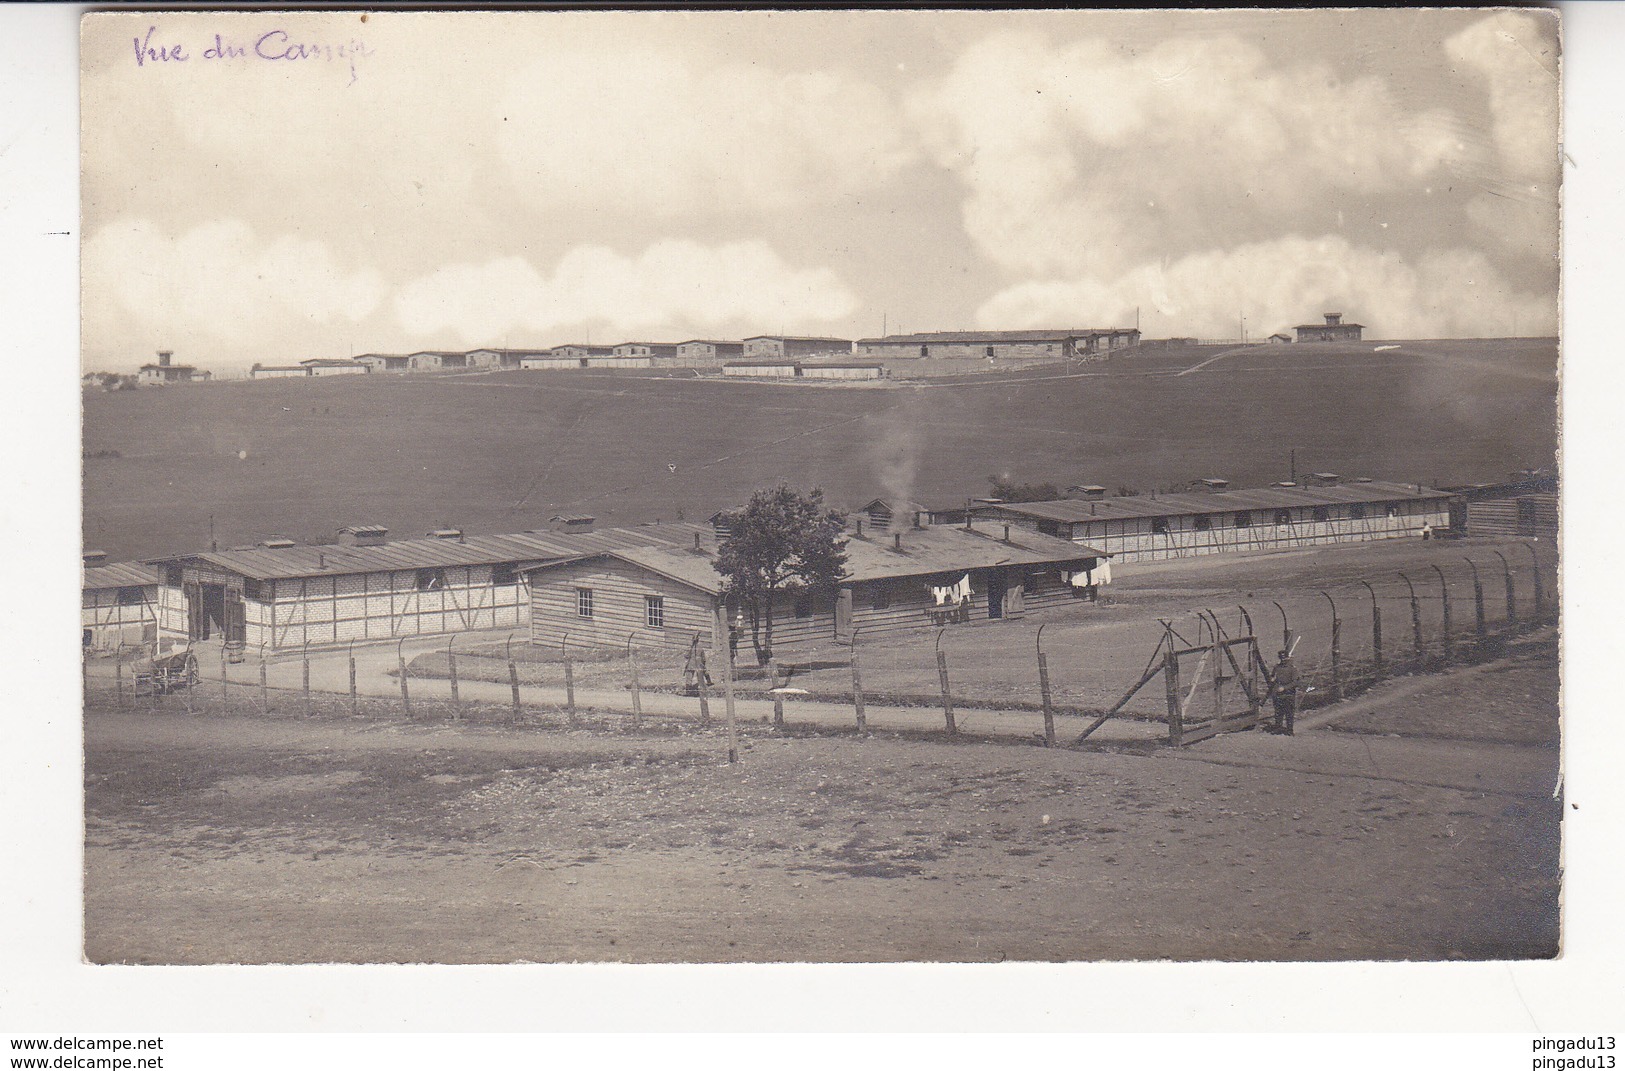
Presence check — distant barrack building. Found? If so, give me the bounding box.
[853,328,1141,361]
[961,477,1453,564]
[742,335,854,359]
[136,350,204,385]
[1294,313,1364,343]
[675,340,744,364]
[354,353,412,373]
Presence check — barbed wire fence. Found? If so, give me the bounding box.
[83,543,1557,748]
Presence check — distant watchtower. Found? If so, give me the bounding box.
[1294,312,1364,343]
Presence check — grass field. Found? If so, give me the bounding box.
[81,339,1558,561]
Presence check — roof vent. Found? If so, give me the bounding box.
[82,550,107,565]
[1273,481,1299,488]
[548,515,595,534]
[1068,485,1107,500]
[338,525,388,547]
[427,528,463,541]
[1199,478,1229,492]
[1308,472,1342,487]
[260,538,296,549]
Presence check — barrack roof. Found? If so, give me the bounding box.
[83,562,160,590]
[974,480,1452,524]
[146,524,713,582]
[523,523,1106,594]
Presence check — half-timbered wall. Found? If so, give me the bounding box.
[159,564,529,650]
[82,586,159,649]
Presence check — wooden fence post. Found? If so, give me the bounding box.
[628,637,643,730]
[936,645,956,736]
[507,634,522,724]
[1432,565,1452,662]
[1361,581,1382,678]
[1035,624,1055,747]
[258,645,268,715]
[302,642,312,718]
[1319,592,1341,701]
[1037,651,1056,747]
[220,647,229,709]
[1494,551,1516,630]
[397,640,412,719]
[446,636,461,719]
[770,661,785,729]
[722,647,740,764]
[1399,573,1423,664]
[1164,644,1183,747]
[1523,544,1545,621]
[348,642,359,718]
[1467,559,1488,642]
[114,657,125,711]
[850,646,866,733]
[697,652,712,727]
[563,655,577,726]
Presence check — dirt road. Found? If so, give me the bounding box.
[83,646,1560,964]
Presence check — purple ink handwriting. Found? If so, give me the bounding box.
[132,26,374,84]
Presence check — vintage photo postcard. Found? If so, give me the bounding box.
[79,7,1560,966]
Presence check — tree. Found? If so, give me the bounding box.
[988,475,1062,502]
[713,484,849,666]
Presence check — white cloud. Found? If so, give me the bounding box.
[1445,11,1560,183]
[395,239,859,344]
[497,41,918,218]
[975,234,1556,339]
[83,218,386,348]
[909,31,1474,278]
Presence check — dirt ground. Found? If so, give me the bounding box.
[84,640,1561,964]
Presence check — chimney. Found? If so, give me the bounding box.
[1002,524,1012,543]
[893,532,903,552]
[854,518,865,539]
[963,499,973,531]
[259,538,296,549]
[157,350,173,367]
[548,515,595,534]
[1200,478,1229,493]
[913,511,924,529]
[427,528,464,541]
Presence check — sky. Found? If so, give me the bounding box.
[81,8,1561,372]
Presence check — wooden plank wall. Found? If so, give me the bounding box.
[528,560,716,652]
[986,499,1452,564]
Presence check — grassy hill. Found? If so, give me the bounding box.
[81,339,1559,561]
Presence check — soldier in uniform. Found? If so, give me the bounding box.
[1270,649,1299,735]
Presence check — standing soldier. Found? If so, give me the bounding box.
[1270,649,1299,735]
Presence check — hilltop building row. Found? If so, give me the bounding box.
[90,314,1370,386]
